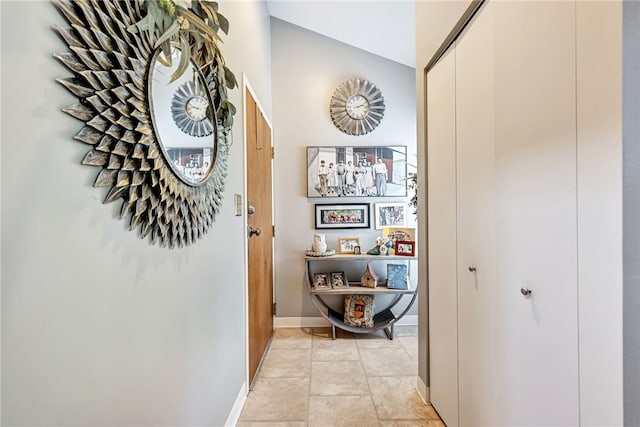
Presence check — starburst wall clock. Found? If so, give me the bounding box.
[329,78,385,136]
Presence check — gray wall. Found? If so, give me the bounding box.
[624,0,640,424]
[270,18,417,320]
[1,1,271,425]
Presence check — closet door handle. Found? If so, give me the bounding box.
[521,287,533,298]
[468,266,477,272]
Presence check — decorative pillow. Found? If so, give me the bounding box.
[344,295,375,328]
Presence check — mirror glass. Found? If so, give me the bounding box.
[149,47,217,185]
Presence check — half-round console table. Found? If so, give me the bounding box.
[305,254,418,339]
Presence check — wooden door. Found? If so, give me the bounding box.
[246,87,274,385]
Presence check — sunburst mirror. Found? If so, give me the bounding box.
[52,0,236,248]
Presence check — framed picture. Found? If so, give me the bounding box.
[386,264,409,290]
[395,240,416,257]
[307,146,408,198]
[315,203,370,229]
[383,227,416,245]
[338,237,361,254]
[313,273,331,290]
[374,202,407,229]
[330,271,348,289]
[344,294,375,328]
[353,246,361,255]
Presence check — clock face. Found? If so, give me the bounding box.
[185,96,208,121]
[345,95,370,120]
[329,79,385,136]
[171,81,214,138]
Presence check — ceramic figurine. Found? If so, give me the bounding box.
[367,236,393,255]
[367,245,381,255]
[311,233,327,254]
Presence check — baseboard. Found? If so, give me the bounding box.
[274,315,418,329]
[416,376,430,404]
[274,317,331,328]
[224,382,247,427]
[395,314,418,326]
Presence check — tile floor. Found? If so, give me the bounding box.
[237,326,444,427]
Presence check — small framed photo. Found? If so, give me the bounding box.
[330,271,348,289]
[386,264,409,290]
[353,246,361,255]
[313,273,331,289]
[383,227,416,245]
[338,237,361,254]
[395,240,416,257]
[374,202,408,229]
[315,203,370,229]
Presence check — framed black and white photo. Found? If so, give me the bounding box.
[338,237,361,254]
[315,203,370,229]
[374,202,407,229]
[307,146,407,198]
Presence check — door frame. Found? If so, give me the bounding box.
[242,74,275,392]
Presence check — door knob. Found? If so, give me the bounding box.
[468,266,477,272]
[520,287,533,298]
[248,226,261,238]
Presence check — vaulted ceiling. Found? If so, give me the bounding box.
[265,1,416,68]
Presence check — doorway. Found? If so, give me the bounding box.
[244,81,275,387]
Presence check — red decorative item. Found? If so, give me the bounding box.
[395,240,415,257]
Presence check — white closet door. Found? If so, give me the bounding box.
[427,44,458,427]
[455,4,498,426]
[493,2,579,425]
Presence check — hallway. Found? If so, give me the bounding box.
[237,326,443,426]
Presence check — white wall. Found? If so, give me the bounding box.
[270,18,417,320]
[0,1,271,425]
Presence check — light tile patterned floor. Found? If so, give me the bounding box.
[237,326,444,427]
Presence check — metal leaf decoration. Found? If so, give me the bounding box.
[52,0,234,248]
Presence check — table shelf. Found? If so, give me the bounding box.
[305,254,417,340]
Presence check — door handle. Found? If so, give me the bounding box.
[248,226,261,238]
[521,287,533,298]
[468,266,477,272]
